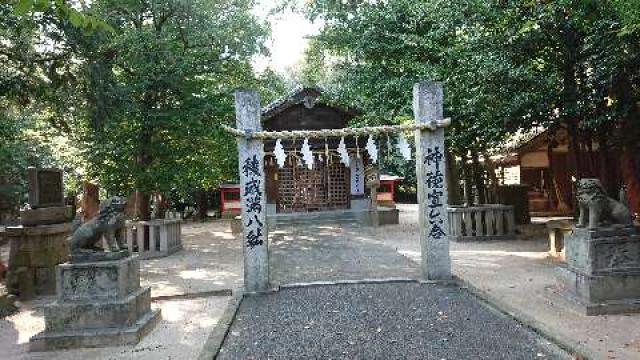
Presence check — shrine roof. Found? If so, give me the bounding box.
[261,85,360,130]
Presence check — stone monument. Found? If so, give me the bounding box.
[556,178,640,315]
[5,167,73,299]
[30,196,160,351]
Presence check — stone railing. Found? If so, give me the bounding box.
[448,205,516,241]
[126,219,182,259]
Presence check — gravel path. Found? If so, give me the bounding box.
[218,282,570,360]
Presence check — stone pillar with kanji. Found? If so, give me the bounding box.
[413,81,452,280]
[235,89,270,292]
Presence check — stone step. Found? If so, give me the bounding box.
[31,308,161,351]
[44,287,151,332]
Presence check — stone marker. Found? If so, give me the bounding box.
[413,81,452,280]
[27,167,64,208]
[7,167,72,300]
[235,89,269,292]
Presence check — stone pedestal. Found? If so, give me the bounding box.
[556,226,640,315]
[20,206,73,226]
[5,223,71,299]
[29,256,160,351]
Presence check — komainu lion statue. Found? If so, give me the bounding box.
[576,178,632,229]
[70,196,128,253]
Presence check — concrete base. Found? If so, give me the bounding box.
[555,265,640,315]
[30,255,160,351]
[30,309,160,351]
[556,226,640,315]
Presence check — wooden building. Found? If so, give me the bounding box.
[496,125,624,215]
[261,86,372,214]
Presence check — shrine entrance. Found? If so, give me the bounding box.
[227,81,452,292]
[275,161,349,213]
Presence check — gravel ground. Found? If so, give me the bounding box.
[218,282,570,360]
[373,204,640,360]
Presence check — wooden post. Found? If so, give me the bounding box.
[235,89,269,292]
[414,81,452,280]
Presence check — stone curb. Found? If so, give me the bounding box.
[459,279,591,360]
[197,289,244,360]
[151,289,233,302]
[278,277,419,289]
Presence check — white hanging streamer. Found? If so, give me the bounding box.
[301,138,314,170]
[366,135,378,164]
[396,133,412,161]
[338,137,350,167]
[274,139,286,168]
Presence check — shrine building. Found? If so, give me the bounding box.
[261,86,372,214]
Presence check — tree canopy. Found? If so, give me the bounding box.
[1,0,287,210]
[302,0,640,158]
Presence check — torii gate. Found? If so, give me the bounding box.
[228,81,451,292]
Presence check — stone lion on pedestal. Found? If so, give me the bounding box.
[576,178,632,229]
[70,196,128,254]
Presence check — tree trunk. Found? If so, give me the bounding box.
[484,153,499,204]
[137,192,151,221]
[462,156,474,206]
[547,140,571,213]
[81,182,100,221]
[472,153,486,205]
[196,189,208,220]
[446,150,462,205]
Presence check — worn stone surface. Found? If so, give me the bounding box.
[235,89,269,292]
[30,255,159,351]
[57,256,140,302]
[219,283,569,360]
[5,224,71,299]
[69,249,129,264]
[125,219,182,260]
[70,196,127,256]
[20,206,73,227]
[558,226,640,314]
[564,227,640,275]
[27,168,64,209]
[413,81,451,280]
[576,178,633,229]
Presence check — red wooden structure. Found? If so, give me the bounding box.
[219,184,241,217]
[377,175,403,207]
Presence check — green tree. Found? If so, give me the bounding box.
[65,0,269,218]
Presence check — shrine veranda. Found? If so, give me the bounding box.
[227,81,452,292]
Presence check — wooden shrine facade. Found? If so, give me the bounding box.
[261,86,368,213]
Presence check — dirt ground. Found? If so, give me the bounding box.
[0,220,240,360]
